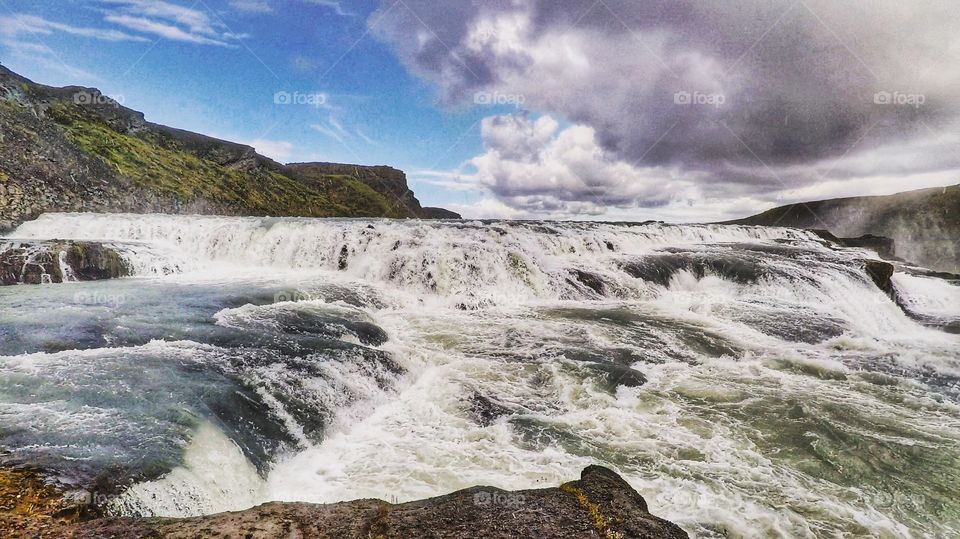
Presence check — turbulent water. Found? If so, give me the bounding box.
[2,212,959,537]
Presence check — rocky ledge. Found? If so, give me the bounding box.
[2,466,688,538]
[0,240,130,285]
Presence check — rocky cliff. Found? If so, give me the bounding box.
[725,184,959,273]
[0,64,459,232]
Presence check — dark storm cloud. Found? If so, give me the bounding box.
[372,0,960,214]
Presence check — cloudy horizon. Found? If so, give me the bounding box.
[2,0,958,221]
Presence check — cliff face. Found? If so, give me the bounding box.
[726,184,960,273]
[0,65,459,231]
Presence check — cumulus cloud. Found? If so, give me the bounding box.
[470,114,702,214]
[372,0,960,217]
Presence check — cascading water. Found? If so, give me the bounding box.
[2,212,958,537]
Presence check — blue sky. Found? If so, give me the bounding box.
[1,1,958,221]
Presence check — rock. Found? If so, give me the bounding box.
[587,362,648,391]
[568,269,606,295]
[810,230,898,259]
[864,259,895,296]
[420,207,463,219]
[468,392,512,426]
[0,240,130,285]
[53,466,688,538]
[63,242,130,281]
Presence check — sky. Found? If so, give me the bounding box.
[1,0,959,222]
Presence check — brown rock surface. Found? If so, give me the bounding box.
[2,466,688,539]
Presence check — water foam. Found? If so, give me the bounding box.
[5,212,960,536]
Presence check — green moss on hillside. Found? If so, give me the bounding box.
[47,102,397,218]
[293,173,398,217]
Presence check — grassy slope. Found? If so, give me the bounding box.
[47,102,397,218]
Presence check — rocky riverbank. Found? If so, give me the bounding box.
[0,466,687,538]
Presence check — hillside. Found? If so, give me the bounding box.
[0,65,458,232]
[725,184,959,273]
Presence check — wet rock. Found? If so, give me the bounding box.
[864,259,895,296]
[567,269,606,295]
[468,392,512,426]
[0,240,130,285]
[63,242,130,281]
[622,251,766,286]
[586,362,648,391]
[811,230,898,260]
[53,466,688,538]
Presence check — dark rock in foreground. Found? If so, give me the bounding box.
[60,466,687,538]
[0,240,129,285]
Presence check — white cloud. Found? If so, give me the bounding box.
[103,14,232,46]
[374,0,960,219]
[0,14,150,42]
[354,127,379,146]
[445,198,531,220]
[1,1,244,50]
[229,0,273,13]
[468,114,703,215]
[311,123,345,144]
[98,0,242,46]
[429,112,960,222]
[101,0,220,35]
[304,0,355,17]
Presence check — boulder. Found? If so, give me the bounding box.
[864,259,895,296]
[0,240,130,285]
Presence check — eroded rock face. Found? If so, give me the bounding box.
[59,466,688,539]
[0,240,130,285]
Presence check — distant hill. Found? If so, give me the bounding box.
[0,64,459,232]
[725,184,959,272]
